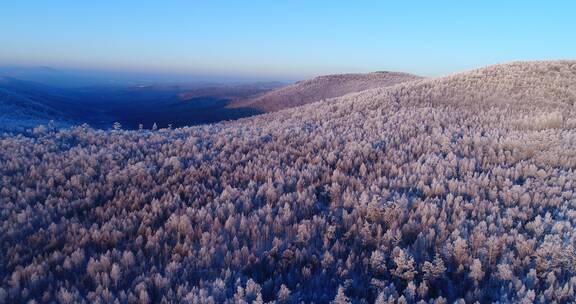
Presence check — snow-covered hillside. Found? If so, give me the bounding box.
[1,61,576,303]
[230,71,422,112]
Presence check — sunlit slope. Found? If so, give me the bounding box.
[229,71,422,112]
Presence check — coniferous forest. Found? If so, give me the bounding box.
[1,61,576,303]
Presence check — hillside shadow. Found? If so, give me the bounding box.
[105,97,264,129]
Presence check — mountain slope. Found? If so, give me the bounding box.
[0,77,81,131]
[229,71,422,112]
[1,61,576,303]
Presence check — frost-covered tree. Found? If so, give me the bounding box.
[112,121,122,130]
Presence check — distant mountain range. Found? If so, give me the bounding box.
[0,70,424,132]
[4,61,573,134]
[0,66,276,87]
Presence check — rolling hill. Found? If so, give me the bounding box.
[229,71,422,112]
[1,61,576,303]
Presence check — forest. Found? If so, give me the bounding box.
[1,61,576,303]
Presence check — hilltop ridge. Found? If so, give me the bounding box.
[229,71,422,112]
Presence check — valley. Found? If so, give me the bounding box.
[0,77,283,132]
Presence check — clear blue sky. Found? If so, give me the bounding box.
[1,1,575,80]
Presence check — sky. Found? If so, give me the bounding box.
[1,1,575,81]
